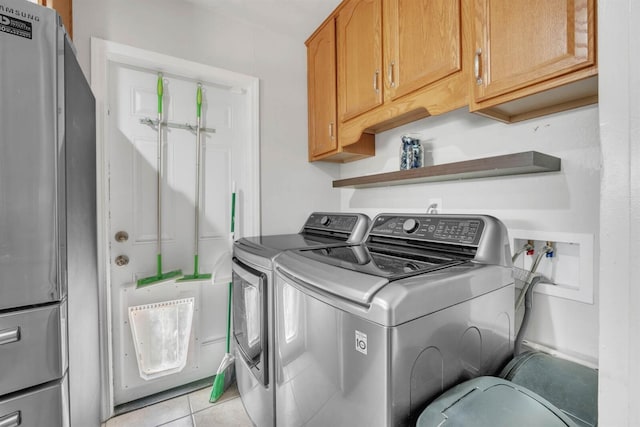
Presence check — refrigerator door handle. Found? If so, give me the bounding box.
[0,411,21,427]
[0,327,21,346]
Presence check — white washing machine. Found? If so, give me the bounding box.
[273,214,515,427]
[232,212,370,427]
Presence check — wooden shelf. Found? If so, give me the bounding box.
[332,151,561,188]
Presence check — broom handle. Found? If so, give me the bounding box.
[226,186,236,353]
[226,281,232,352]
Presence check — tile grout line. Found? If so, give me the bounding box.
[135,386,242,427]
[191,395,234,416]
[187,391,196,427]
[153,396,194,427]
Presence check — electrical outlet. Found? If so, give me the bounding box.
[508,230,594,304]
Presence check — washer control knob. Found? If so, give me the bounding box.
[402,218,419,233]
[320,215,331,226]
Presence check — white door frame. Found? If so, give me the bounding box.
[90,37,260,420]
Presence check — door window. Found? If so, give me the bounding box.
[232,268,265,363]
[244,285,260,347]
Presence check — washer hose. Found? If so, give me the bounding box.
[514,275,544,356]
[511,242,534,263]
[515,245,553,310]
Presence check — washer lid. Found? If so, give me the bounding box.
[275,250,389,306]
[292,243,468,281]
[234,212,370,259]
[238,233,342,254]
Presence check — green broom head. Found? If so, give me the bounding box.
[209,351,234,403]
[137,254,182,287]
[178,255,212,282]
[209,371,226,403]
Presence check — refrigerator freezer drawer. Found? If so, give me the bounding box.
[0,303,67,396]
[0,376,69,427]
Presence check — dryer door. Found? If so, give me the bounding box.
[232,258,268,386]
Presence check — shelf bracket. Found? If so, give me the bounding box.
[139,117,216,134]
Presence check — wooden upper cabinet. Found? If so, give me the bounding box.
[337,0,383,122]
[384,0,462,101]
[307,19,339,159]
[471,0,597,121]
[335,0,469,147]
[307,0,599,162]
[307,17,375,162]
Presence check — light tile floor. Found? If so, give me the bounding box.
[104,383,253,427]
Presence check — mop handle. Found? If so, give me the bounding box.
[156,73,164,274]
[194,84,203,256]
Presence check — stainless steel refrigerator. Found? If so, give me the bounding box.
[0,0,100,425]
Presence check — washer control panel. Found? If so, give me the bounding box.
[370,215,485,246]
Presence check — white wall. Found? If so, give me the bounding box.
[72,0,640,423]
[73,0,340,235]
[598,0,640,425]
[339,105,601,363]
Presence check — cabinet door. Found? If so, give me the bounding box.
[307,20,338,158]
[474,0,595,102]
[337,0,383,122]
[384,0,462,101]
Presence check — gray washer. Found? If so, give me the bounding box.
[273,214,515,427]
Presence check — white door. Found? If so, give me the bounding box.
[107,62,247,405]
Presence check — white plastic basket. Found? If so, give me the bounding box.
[128,298,195,380]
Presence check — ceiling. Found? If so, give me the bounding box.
[184,0,342,40]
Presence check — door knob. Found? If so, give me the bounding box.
[115,255,129,266]
[115,231,129,242]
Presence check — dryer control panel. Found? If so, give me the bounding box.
[301,212,371,244]
[304,213,358,232]
[369,215,485,246]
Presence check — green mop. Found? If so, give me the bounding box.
[209,185,236,402]
[178,84,211,283]
[137,73,182,287]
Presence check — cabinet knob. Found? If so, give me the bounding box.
[474,48,483,85]
[388,61,396,88]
